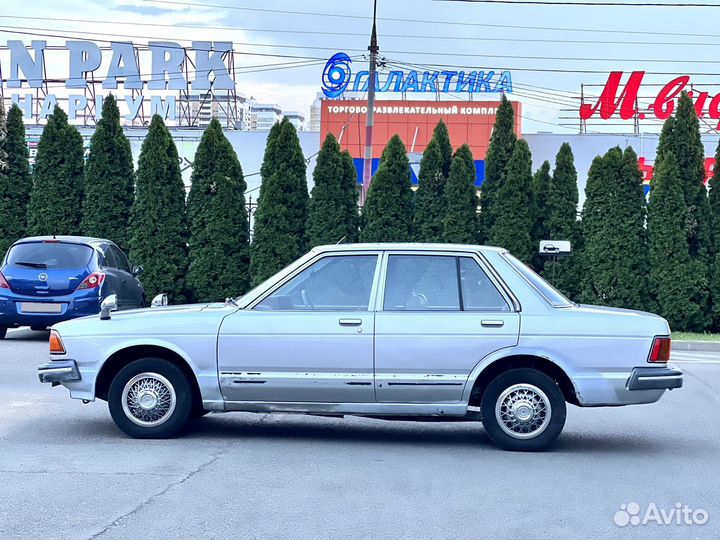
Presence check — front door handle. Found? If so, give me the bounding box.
[339,318,362,326]
[481,320,504,328]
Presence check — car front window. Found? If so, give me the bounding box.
[254,255,378,311]
[502,253,573,308]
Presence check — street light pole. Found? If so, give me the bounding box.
[360,0,379,206]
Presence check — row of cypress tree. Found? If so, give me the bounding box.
[2,92,718,331]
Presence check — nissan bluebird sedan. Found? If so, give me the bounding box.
[38,244,682,451]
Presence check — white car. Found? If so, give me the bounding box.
[38,244,682,451]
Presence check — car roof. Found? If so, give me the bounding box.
[12,236,113,247]
[311,243,507,254]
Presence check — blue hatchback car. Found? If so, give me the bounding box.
[0,236,146,339]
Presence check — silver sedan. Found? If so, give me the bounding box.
[38,243,682,451]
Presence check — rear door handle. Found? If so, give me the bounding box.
[339,318,362,326]
[481,320,504,328]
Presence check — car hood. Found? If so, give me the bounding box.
[53,302,240,337]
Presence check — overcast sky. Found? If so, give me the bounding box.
[2,0,718,134]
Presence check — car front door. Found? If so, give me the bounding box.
[97,244,129,309]
[109,245,144,308]
[374,252,520,404]
[217,252,381,403]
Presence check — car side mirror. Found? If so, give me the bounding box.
[151,293,168,308]
[100,294,118,320]
[132,265,143,277]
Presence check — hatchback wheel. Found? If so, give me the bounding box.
[108,358,192,439]
[0,326,6,340]
[480,368,566,451]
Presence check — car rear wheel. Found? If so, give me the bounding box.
[480,368,566,452]
[108,358,192,439]
[0,326,6,340]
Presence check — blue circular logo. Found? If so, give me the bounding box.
[322,53,352,98]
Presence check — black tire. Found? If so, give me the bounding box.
[480,368,566,452]
[108,358,193,439]
[0,326,6,340]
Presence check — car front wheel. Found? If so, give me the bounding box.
[108,358,192,439]
[480,368,566,451]
[0,326,6,340]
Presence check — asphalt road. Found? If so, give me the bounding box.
[1,327,719,540]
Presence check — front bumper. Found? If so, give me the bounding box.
[627,366,683,391]
[38,359,81,384]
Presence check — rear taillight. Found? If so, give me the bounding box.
[49,330,66,354]
[76,272,105,290]
[648,336,671,363]
[0,272,9,289]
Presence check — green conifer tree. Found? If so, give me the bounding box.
[128,115,189,303]
[361,135,414,243]
[672,92,711,260]
[413,139,447,242]
[530,160,551,272]
[479,94,516,242]
[488,139,534,263]
[26,106,84,236]
[0,104,31,254]
[187,118,250,302]
[707,139,720,329]
[250,118,309,285]
[81,94,135,248]
[581,147,651,310]
[543,143,581,299]
[648,151,707,331]
[432,119,453,179]
[308,134,359,246]
[442,144,478,244]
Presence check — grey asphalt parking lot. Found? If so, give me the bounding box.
[1,327,719,540]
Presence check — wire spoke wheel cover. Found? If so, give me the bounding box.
[495,383,552,440]
[121,372,177,427]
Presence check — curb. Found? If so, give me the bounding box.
[672,341,720,352]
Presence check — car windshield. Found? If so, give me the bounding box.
[5,242,93,270]
[502,253,574,308]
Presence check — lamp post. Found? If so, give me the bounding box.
[360,0,379,206]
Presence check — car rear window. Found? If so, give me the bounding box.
[502,253,574,308]
[6,242,94,270]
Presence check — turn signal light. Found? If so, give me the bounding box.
[0,272,9,289]
[648,336,671,363]
[49,330,66,355]
[76,272,105,290]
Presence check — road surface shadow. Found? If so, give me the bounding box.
[4,329,50,341]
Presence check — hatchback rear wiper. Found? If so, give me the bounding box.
[14,261,48,269]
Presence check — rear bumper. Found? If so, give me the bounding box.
[627,367,683,391]
[0,294,101,327]
[38,359,81,384]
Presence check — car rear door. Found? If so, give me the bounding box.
[373,251,520,404]
[217,252,381,403]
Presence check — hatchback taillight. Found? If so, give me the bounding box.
[0,272,9,289]
[648,336,671,363]
[76,272,105,290]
